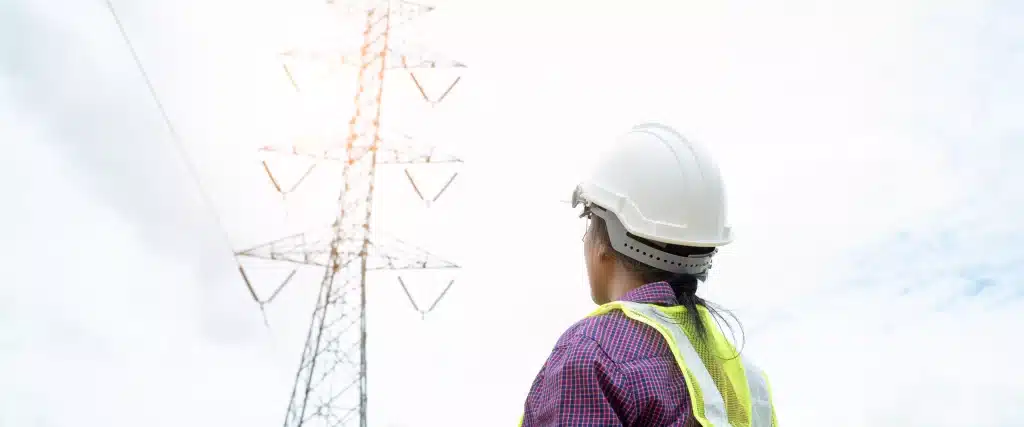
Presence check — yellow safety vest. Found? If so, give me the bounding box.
[519,301,777,427]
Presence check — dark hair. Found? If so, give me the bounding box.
[590,215,742,349]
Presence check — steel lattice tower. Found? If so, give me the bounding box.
[235,1,466,426]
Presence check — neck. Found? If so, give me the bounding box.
[605,272,646,302]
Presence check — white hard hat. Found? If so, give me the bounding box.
[572,123,732,277]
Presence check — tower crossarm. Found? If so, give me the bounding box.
[236,228,458,271]
[258,134,462,165]
[281,46,465,71]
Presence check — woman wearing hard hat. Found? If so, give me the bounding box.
[518,123,778,426]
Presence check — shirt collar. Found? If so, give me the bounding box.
[618,281,677,305]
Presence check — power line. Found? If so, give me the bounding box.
[100,0,263,310]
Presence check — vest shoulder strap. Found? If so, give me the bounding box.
[587,301,775,427]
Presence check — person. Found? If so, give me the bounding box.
[518,123,778,426]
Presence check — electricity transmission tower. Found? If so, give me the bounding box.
[235,1,466,426]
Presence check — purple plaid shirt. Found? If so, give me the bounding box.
[522,282,695,426]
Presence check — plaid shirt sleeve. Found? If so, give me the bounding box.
[522,333,633,426]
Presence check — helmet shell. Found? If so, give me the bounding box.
[578,122,732,247]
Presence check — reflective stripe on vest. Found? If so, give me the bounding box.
[620,302,732,425]
[518,302,774,427]
[740,356,774,427]
[618,302,773,427]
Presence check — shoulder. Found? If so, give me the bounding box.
[528,317,626,394]
[552,309,672,363]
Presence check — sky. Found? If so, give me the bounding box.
[1,0,1022,425]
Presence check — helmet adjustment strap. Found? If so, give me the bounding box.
[588,204,715,278]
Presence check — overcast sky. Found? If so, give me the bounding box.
[2,0,1022,425]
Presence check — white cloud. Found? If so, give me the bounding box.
[0,88,291,427]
